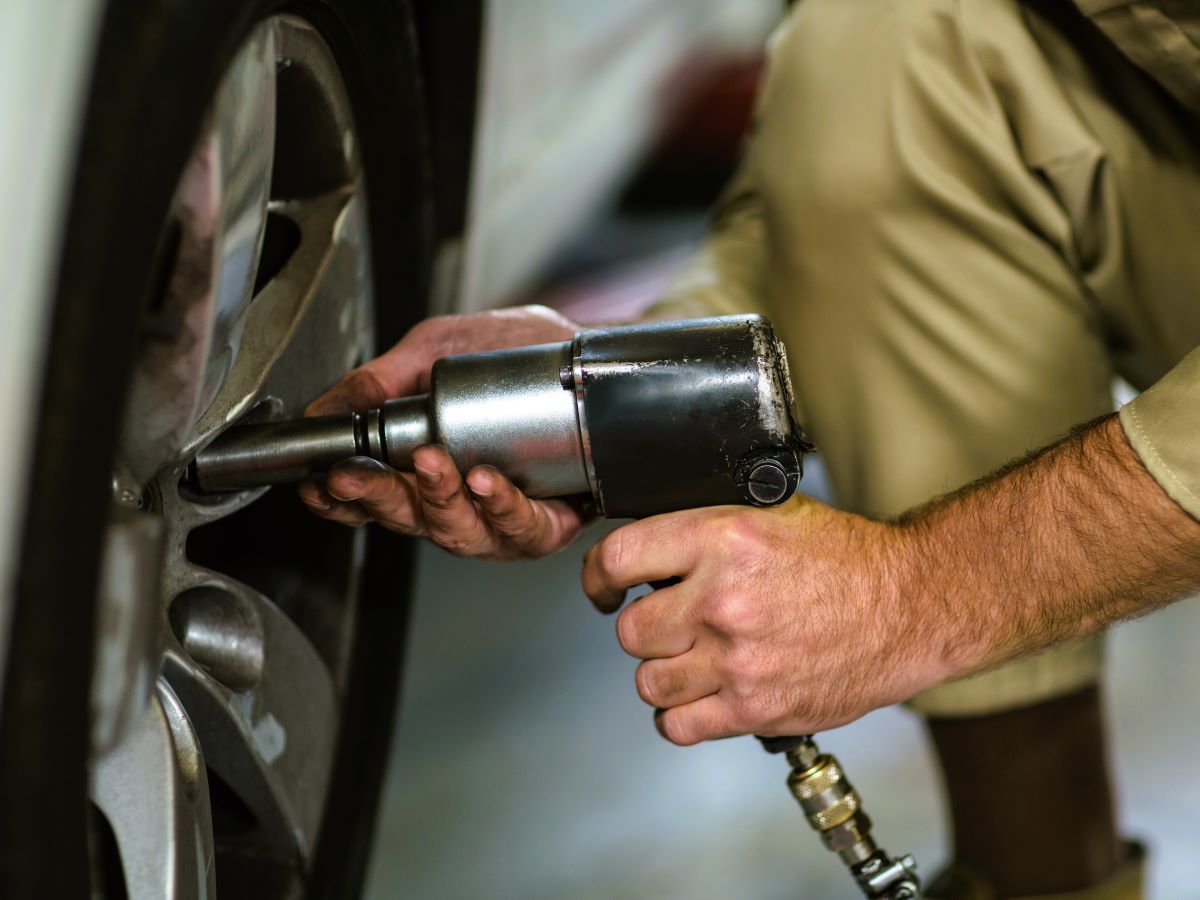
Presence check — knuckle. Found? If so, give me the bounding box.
[494,502,537,538]
[714,513,767,559]
[597,530,629,580]
[427,518,482,555]
[423,486,460,512]
[704,591,759,637]
[377,506,417,530]
[431,532,476,556]
[381,520,424,538]
[481,485,520,518]
[367,481,406,510]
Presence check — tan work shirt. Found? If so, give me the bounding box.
[650,0,1200,715]
[1078,2,1200,518]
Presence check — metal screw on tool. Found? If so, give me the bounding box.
[746,459,789,504]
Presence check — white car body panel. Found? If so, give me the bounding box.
[458,0,778,312]
[0,2,104,696]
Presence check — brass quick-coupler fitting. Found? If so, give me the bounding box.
[780,737,921,898]
[786,747,878,865]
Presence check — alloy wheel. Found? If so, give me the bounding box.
[89,15,376,898]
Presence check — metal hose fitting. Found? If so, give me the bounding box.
[781,736,921,899]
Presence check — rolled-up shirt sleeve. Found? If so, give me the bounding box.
[1119,345,1200,520]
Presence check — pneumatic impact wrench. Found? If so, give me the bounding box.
[191,314,921,899]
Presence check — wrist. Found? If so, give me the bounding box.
[883,513,990,694]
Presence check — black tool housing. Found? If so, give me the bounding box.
[577,315,811,518]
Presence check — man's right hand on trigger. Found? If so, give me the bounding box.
[296,305,590,561]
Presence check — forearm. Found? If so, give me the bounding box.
[899,414,1200,682]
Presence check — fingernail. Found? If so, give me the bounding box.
[469,472,493,497]
[415,465,441,485]
[309,498,330,510]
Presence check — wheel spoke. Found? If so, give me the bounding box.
[187,186,372,448]
[116,24,277,486]
[209,21,279,330]
[90,503,167,757]
[91,681,217,900]
[163,571,339,865]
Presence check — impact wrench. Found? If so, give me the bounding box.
[191,314,922,899]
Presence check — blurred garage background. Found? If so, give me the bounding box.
[361,2,1200,898]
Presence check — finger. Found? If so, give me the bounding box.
[615,582,698,659]
[581,516,700,613]
[325,457,425,535]
[298,478,372,526]
[654,695,742,747]
[307,323,450,416]
[635,651,719,710]
[318,504,372,527]
[306,364,394,416]
[412,446,493,555]
[469,467,584,556]
[298,478,334,511]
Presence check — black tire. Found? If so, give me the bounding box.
[0,1,432,896]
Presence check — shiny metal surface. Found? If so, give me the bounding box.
[782,737,921,899]
[116,23,277,487]
[431,342,588,497]
[193,413,364,491]
[745,460,789,505]
[570,335,599,501]
[169,587,266,694]
[90,506,165,756]
[193,316,809,514]
[91,681,217,900]
[193,395,431,492]
[378,395,431,468]
[89,15,373,898]
[193,341,592,498]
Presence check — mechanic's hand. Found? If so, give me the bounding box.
[298,305,590,560]
[306,305,579,415]
[580,496,945,745]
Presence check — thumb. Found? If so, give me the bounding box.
[305,336,439,416]
[305,358,419,416]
